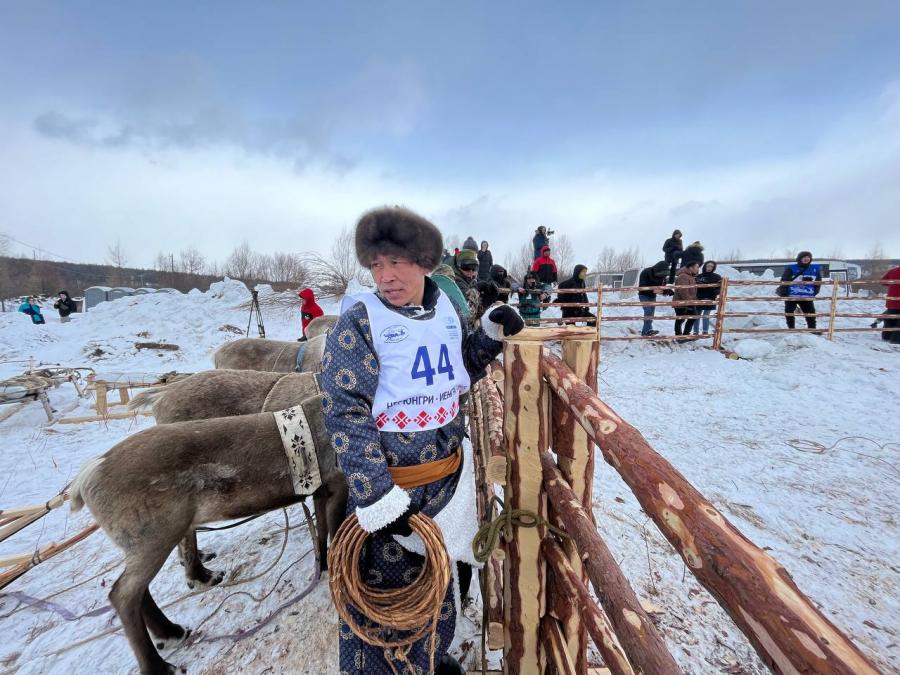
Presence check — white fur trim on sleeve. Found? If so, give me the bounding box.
[480,308,503,342]
[355,485,411,534]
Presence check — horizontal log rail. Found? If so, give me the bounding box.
[539,352,881,674]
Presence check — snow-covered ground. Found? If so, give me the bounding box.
[0,277,897,674]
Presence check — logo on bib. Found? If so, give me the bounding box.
[381,325,409,343]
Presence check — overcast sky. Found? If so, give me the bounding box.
[1,1,899,271]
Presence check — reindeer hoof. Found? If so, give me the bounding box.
[155,627,191,651]
[198,550,217,562]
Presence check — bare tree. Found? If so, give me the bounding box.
[225,240,254,280]
[153,251,170,272]
[270,252,307,284]
[614,246,642,271]
[0,234,9,256]
[251,252,273,281]
[179,246,206,277]
[106,238,128,268]
[595,246,618,274]
[106,238,128,285]
[504,241,535,284]
[299,226,366,299]
[552,233,575,277]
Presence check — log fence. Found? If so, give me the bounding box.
[469,328,882,674]
[505,278,899,349]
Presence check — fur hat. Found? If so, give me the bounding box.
[354,207,443,271]
[796,251,813,263]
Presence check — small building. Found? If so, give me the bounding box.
[108,287,135,301]
[83,286,112,310]
[132,287,157,295]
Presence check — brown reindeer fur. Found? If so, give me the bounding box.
[212,333,326,373]
[69,397,336,674]
[129,369,345,580]
[304,314,337,339]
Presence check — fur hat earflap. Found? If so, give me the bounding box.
[355,207,444,271]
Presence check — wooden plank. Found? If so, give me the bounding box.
[541,352,881,675]
[56,409,153,425]
[118,387,130,404]
[94,382,108,416]
[503,340,547,675]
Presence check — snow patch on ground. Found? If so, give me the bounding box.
[0,279,897,674]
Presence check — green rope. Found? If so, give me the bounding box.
[471,496,569,565]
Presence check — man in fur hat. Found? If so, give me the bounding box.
[452,248,483,321]
[322,207,524,674]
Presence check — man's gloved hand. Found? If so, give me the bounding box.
[482,305,525,341]
[382,505,419,537]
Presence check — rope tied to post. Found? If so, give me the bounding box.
[327,512,451,675]
[471,495,569,565]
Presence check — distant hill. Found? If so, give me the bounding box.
[0,256,292,305]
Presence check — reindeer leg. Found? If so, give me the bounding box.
[313,494,329,572]
[178,528,224,590]
[323,476,349,572]
[110,547,182,675]
[143,589,191,650]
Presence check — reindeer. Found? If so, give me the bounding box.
[212,315,337,372]
[70,395,338,675]
[129,369,347,581]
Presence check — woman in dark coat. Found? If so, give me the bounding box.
[477,241,493,281]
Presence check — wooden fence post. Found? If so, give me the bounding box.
[550,339,598,674]
[828,278,840,341]
[503,339,548,674]
[711,276,729,351]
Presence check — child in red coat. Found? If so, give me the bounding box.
[298,287,324,341]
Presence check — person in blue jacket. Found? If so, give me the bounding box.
[18,297,46,324]
[780,251,822,331]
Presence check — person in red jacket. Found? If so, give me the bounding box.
[881,266,900,344]
[530,245,558,293]
[297,287,324,341]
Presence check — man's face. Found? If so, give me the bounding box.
[460,261,478,280]
[800,255,812,265]
[370,254,428,306]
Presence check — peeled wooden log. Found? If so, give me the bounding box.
[542,453,681,675]
[543,615,577,675]
[551,338,599,673]
[503,340,548,674]
[544,539,636,675]
[471,377,505,649]
[484,362,508,486]
[540,352,881,675]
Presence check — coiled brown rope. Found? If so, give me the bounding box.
[471,495,569,565]
[328,512,451,675]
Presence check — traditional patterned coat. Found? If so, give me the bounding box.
[322,277,502,674]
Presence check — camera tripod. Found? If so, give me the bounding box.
[246,290,266,338]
